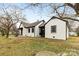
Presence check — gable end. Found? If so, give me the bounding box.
[45,16,68,26]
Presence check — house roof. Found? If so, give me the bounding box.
[39,22,46,27]
[38,16,68,27]
[21,22,30,27]
[20,20,45,28]
[45,16,68,25]
[20,16,68,28]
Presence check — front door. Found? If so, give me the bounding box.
[20,28,23,35]
[39,27,45,37]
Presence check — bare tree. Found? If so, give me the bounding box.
[49,4,79,21]
[11,24,19,37]
[65,3,79,15]
[25,3,79,21]
[0,5,24,38]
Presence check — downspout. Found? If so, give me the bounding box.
[66,22,67,40]
[34,27,35,37]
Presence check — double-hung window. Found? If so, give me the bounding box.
[51,25,56,33]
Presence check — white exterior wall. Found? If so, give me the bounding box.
[45,19,69,40]
[23,27,27,36]
[25,21,44,37]
[19,24,27,36]
[35,21,44,37]
[25,28,35,37]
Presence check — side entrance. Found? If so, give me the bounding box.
[39,26,45,37]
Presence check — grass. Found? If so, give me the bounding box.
[0,36,79,55]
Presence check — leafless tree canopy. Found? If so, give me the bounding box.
[23,3,79,21]
[0,5,25,38]
[65,3,79,15]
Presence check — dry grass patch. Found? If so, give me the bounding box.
[0,36,78,55]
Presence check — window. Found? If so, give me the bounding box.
[51,25,56,33]
[32,28,34,33]
[28,28,30,33]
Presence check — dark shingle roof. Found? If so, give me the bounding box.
[39,22,45,27]
[20,20,44,28]
[21,22,30,27]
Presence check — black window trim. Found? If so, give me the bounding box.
[28,28,30,33]
[51,25,56,33]
[32,27,34,33]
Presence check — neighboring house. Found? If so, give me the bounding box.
[69,32,77,36]
[19,20,45,37]
[68,20,79,36]
[19,16,69,40]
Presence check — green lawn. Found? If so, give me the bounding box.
[0,36,79,56]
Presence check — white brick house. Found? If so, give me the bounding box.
[19,16,69,40]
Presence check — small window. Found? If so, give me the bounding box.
[32,28,34,33]
[51,25,56,33]
[28,28,30,33]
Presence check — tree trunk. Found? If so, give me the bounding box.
[1,31,5,36]
[6,30,9,38]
